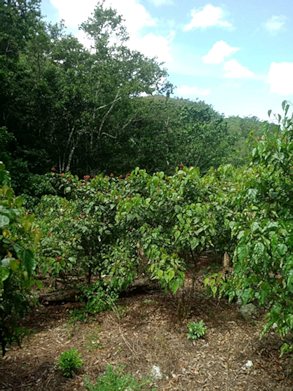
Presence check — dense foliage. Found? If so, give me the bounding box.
[228,102,293,351]
[0,0,271,192]
[0,163,38,354]
[205,103,293,352]
[33,103,292,352]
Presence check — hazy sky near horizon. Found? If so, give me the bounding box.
[42,0,293,119]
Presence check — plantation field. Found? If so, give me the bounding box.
[1,2,292,389]
[1,267,292,391]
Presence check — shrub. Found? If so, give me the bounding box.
[0,162,38,355]
[57,348,83,378]
[187,320,207,340]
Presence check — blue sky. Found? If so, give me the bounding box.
[41,0,293,119]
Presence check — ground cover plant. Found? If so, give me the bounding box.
[84,365,155,391]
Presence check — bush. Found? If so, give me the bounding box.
[0,162,38,355]
[68,282,119,323]
[57,348,83,378]
[33,102,293,354]
[187,320,207,340]
[226,102,293,350]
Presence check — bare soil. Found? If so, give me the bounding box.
[1,270,292,391]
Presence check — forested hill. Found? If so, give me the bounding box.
[1,0,274,193]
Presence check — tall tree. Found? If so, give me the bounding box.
[103,96,230,175]
[0,0,172,180]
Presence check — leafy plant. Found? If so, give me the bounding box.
[68,282,119,323]
[69,308,89,324]
[85,365,155,391]
[187,320,207,340]
[32,102,293,355]
[227,103,292,350]
[82,281,119,315]
[57,348,84,378]
[0,162,39,355]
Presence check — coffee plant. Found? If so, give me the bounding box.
[32,102,292,351]
[205,102,293,350]
[227,102,293,344]
[0,163,38,354]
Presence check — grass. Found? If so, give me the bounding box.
[84,365,156,391]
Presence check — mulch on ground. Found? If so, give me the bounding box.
[1,273,292,391]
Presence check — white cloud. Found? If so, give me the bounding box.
[75,30,94,50]
[264,15,287,34]
[50,0,174,64]
[50,0,93,27]
[223,60,256,79]
[175,85,210,98]
[268,62,293,95]
[183,4,233,31]
[128,32,174,63]
[149,0,174,6]
[202,40,239,64]
[107,0,156,36]
[50,0,155,34]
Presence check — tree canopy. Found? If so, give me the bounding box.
[0,0,271,189]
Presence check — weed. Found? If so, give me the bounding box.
[84,365,156,391]
[112,304,127,320]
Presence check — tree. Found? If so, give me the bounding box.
[225,115,278,166]
[0,0,173,182]
[102,96,231,175]
[0,0,49,186]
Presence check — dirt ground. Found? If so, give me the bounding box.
[0,271,292,391]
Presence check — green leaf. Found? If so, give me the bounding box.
[174,230,181,240]
[237,245,248,261]
[14,246,35,277]
[277,244,287,256]
[0,215,10,228]
[254,242,265,257]
[251,221,260,233]
[190,238,199,250]
[0,267,10,283]
[166,269,175,282]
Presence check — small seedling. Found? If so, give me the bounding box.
[187,320,207,341]
[57,348,83,378]
[84,365,155,391]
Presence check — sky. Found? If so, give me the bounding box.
[41,0,293,119]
